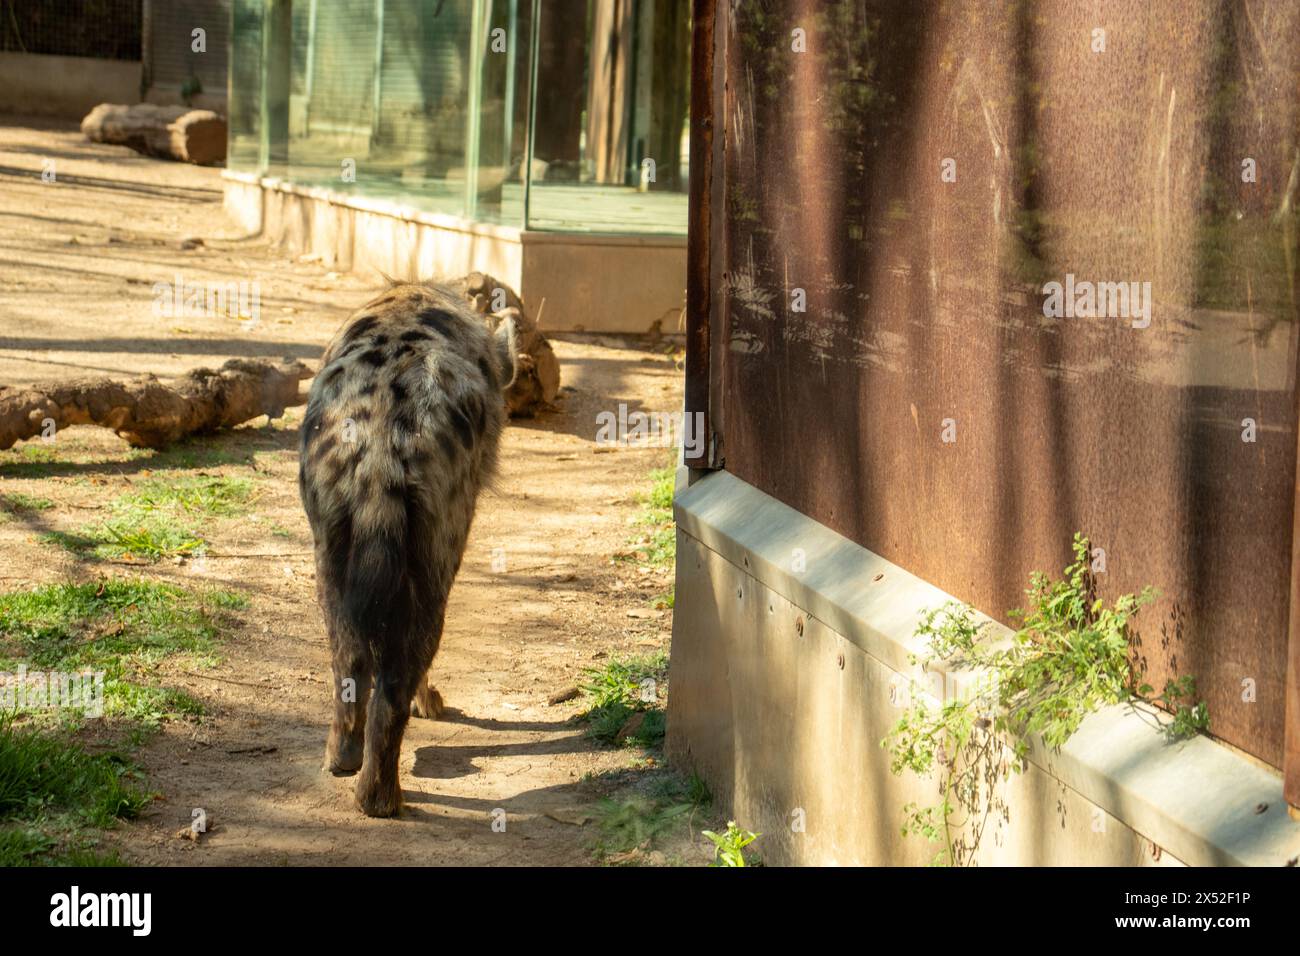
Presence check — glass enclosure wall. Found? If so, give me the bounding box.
[228,0,263,169]
[528,0,690,233]
[227,0,689,234]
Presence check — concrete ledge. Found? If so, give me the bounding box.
[221,171,685,334]
[223,170,524,242]
[669,468,1300,866]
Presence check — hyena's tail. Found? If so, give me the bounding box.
[341,518,410,643]
[336,494,439,657]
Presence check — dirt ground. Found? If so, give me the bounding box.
[0,117,698,865]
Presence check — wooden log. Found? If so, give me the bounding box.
[0,358,312,450]
[446,272,562,418]
[81,103,228,166]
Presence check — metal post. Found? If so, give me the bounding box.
[522,0,540,230]
[371,0,385,142]
[684,0,717,470]
[1286,401,1300,812]
[464,0,486,219]
[501,0,517,174]
[304,0,318,127]
[258,0,293,174]
[140,0,153,101]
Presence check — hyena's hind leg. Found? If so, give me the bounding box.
[325,615,373,776]
[355,666,421,817]
[411,680,444,719]
[410,604,449,719]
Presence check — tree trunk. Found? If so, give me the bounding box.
[81,103,228,166]
[0,358,311,450]
[447,273,561,418]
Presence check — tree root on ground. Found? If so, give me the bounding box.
[0,357,312,450]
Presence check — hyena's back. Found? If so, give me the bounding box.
[298,281,515,816]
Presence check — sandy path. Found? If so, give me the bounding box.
[0,117,687,865]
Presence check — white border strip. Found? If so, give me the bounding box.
[221,170,688,249]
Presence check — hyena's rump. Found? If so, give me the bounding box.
[298,281,516,817]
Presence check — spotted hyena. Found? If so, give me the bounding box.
[299,281,516,817]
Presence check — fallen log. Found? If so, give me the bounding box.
[0,358,312,450]
[446,272,561,417]
[81,103,228,166]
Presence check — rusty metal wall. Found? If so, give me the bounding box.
[707,0,1300,768]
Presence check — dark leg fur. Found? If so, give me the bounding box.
[410,607,448,719]
[325,621,372,776]
[353,596,445,815]
[355,669,420,816]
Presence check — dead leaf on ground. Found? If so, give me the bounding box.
[615,712,647,742]
[547,686,581,705]
[544,807,594,826]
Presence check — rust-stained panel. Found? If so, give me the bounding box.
[711,0,1300,769]
[685,0,716,469]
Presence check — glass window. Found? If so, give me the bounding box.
[226,0,688,233]
[284,0,471,218]
[526,0,690,235]
[469,0,534,226]
[227,0,264,172]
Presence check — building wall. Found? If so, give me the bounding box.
[520,233,685,334]
[0,1,230,119]
[143,0,231,112]
[0,53,141,119]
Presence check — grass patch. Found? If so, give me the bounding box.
[630,527,676,568]
[0,435,253,479]
[644,464,674,516]
[43,475,253,561]
[651,590,675,610]
[626,465,676,569]
[578,651,668,748]
[593,771,712,864]
[126,442,250,470]
[0,444,60,478]
[45,523,202,562]
[0,827,127,866]
[0,578,245,726]
[0,715,146,866]
[1,492,54,514]
[123,475,253,517]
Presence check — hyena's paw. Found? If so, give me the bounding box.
[324,729,364,776]
[410,683,444,719]
[355,771,403,818]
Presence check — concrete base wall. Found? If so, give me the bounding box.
[667,469,1300,866]
[223,172,685,334]
[0,53,141,119]
[522,235,685,334]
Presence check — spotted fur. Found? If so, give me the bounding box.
[299,281,516,817]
